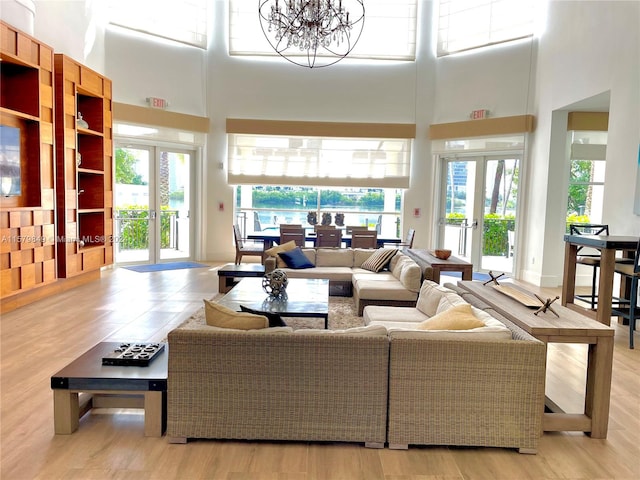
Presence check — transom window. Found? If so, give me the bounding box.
[107,0,208,48]
[437,0,535,56]
[229,0,417,61]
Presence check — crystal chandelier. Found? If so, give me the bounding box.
[259,0,365,68]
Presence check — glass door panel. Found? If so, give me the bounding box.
[440,160,478,264]
[481,157,519,273]
[114,146,153,264]
[439,155,521,274]
[158,149,191,261]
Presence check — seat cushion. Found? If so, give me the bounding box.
[363,306,427,325]
[355,280,419,301]
[283,266,354,282]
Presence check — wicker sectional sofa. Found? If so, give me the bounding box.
[264,247,422,314]
[166,280,546,453]
[167,325,390,448]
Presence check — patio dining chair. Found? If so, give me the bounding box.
[280,224,305,247]
[350,230,378,249]
[315,228,342,247]
[233,224,265,265]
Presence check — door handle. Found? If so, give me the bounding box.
[150,210,156,220]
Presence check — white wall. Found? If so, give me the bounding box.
[203,0,439,260]
[104,27,207,116]
[522,0,640,287]
[4,0,638,282]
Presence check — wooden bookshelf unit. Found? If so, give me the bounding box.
[54,54,113,277]
[0,21,57,303]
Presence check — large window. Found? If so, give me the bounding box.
[566,131,607,226]
[437,0,535,56]
[228,120,413,239]
[108,0,208,48]
[235,186,403,239]
[230,0,417,61]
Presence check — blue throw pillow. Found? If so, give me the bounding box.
[278,247,315,269]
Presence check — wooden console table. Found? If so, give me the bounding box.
[405,249,473,284]
[561,234,638,325]
[457,280,614,439]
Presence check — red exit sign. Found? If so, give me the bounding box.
[146,97,169,109]
[470,109,489,120]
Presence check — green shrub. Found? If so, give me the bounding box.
[115,205,178,250]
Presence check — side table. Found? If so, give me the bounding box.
[217,263,266,293]
[405,249,473,284]
[51,342,168,437]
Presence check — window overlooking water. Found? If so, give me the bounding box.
[235,186,403,239]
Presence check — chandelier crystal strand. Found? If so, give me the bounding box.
[259,0,365,68]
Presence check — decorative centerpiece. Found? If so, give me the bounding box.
[434,249,452,260]
[321,212,332,226]
[307,211,318,226]
[77,112,89,129]
[262,269,288,297]
[334,213,344,226]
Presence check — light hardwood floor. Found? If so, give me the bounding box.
[1,265,639,480]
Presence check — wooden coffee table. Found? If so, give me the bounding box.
[50,342,168,437]
[217,263,266,293]
[218,277,330,328]
[457,280,614,439]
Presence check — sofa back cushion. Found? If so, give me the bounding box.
[415,281,457,317]
[315,248,354,267]
[399,262,422,292]
[353,248,376,267]
[293,324,388,336]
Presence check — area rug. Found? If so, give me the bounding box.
[173,296,364,332]
[123,261,209,273]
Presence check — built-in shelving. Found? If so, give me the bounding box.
[0,21,57,305]
[54,54,113,278]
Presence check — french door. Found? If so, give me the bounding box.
[438,155,521,274]
[114,143,194,264]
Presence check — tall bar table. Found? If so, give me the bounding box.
[561,234,638,325]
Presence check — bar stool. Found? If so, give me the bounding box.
[612,239,640,349]
[569,224,609,309]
